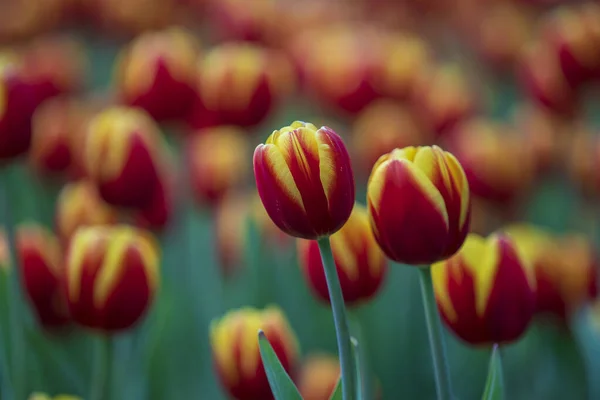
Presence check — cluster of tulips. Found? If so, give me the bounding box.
[0,0,599,399]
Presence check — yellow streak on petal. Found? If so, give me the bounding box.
[316,128,338,204]
[94,227,159,308]
[67,227,105,302]
[330,206,362,281]
[260,144,304,211]
[431,258,458,322]
[443,151,470,228]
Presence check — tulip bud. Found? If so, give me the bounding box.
[352,100,430,176]
[210,306,299,400]
[28,393,82,400]
[254,121,355,239]
[16,224,70,328]
[292,26,381,114]
[55,181,118,245]
[519,41,579,116]
[412,64,475,137]
[65,225,160,332]
[367,146,470,265]
[504,224,598,319]
[451,118,536,203]
[542,4,600,87]
[375,33,431,101]
[115,27,199,122]
[83,106,165,209]
[193,43,293,127]
[432,233,536,345]
[297,354,340,400]
[188,126,249,206]
[297,203,387,305]
[29,97,88,175]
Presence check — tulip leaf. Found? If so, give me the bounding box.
[482,345,504,400]
[257,330,303,400]
[328,377,342,400]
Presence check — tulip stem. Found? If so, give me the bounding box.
[419,267,453,400]
[317,237,357,400]
[90,335,113,400]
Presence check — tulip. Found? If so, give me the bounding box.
[291,26,381,114]
[115,27,199,122]
[16,224,70,328]
[253,121,355,239]
[450,118,536,203]
[29,97,89,175]
[55,181,119,245]
[297,354,341,400]
[352,100,430,176]
[191,43,294,128]
[65,225,160,332]
[367,145,470,265]
[504,224,598,319]
[432,233,536,345]
[188,126,249,205]
[297,203,387,306]
[519,40,579,116]
[214,193,249,276]
[210,306,299,400]
[411,64,475,137]
[83,106,165,209]
[28,394,82,400]
[209,0,279,44]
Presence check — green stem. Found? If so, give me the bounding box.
[419,267,453,400]
[317,237,357,400]
[90,335,112,400]
[349,311,372,400]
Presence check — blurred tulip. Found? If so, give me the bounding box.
[519,40,579,116]
[133,174,173,230]
[84,106,165,209]
[209,0,278,44]
[297,354,340,400]
[188,126,249,205]
[541,4,600,87]
[451,118,536,203]
[65,225,159,332]
[210,306,299,400]
[191,43,293,128]
[367,146,470,265]
[115,27,199,122]
[88,0,175,35]
[214,194,249,276]
[254,121,355,239]
[16,224,70,328]
[0,0,64,42]
[0,228,8,271]
[28,394,82,400]
[55,181,118,245]
[505,224,598,319]
[29,97,87,175]
[297,203,387,306]
[352,100,430,176]
[432,233,536,345]
[566,129,600,197]
[412,64,475,137]
[292,26,382,114]
[374,34,431,100]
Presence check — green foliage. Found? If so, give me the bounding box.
[258,330,303,400]
[482,345,504,400]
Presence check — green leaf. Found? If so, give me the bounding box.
[482,345,504,400]
[328,377,342,400]
[257,330,303,400]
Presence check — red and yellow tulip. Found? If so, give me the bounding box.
[253,121,355,239]
[210,306,299,400]
[188,126,249,206]
[16,224,70,328]
[297,203,387,306]
[432,233,536,345]
[65,225,160,332]
[367,146,470,265]
[83,106,165,209]
[115,27,199,122]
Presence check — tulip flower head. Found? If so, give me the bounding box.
[65,225,160,332]
[254,121,355,239]
[367,146,470,265]
[210,306,299,400]
[297,203,387,305]
[432,233,536,345]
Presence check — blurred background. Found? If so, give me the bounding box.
[0,0,600,399]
